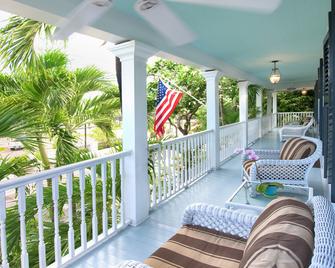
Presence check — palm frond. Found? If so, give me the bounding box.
[0,16,55,70]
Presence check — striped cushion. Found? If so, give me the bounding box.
[279,137,316,160]
[145,225,246,268]
[240,197,314,268]
[243,160,256,175]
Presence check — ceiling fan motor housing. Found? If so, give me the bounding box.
[91,0,113,7]
[136,0,160,11]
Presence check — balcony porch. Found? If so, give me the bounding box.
[71,129,323,268]
[0,1,333,267]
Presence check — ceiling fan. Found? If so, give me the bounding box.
[54,0,282,46]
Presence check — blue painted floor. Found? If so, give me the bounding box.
[72,130,322,267]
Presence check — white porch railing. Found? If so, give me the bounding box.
[0,151,131,268]
[248,118,261,144]
[219,122,244,162]
[274,112,314,128]
[148,130,213,208]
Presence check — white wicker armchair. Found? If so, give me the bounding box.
[279,117,314,141]
[244,136,322,187]
[116,196,335,268]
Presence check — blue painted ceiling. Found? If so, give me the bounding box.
[15,0,331,88]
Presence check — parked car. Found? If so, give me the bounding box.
[9,139,24,150]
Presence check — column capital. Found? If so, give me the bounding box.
[237,80,250,89]
[110,40,157,62]
[202,70,221,81]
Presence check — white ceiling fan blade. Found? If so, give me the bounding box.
[167,0,282,14]
[135,0,196,46]
[53,0,113,40]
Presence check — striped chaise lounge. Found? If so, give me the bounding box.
[117,196,335,268]
[243,136,322,187]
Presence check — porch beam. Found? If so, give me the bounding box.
[238,81,250,147]
[203,70,221,169]
[110,40,156,226]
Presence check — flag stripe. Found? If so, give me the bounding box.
[155,92,182,129]
[155,90,177,119]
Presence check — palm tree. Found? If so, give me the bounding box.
[0,49,120,169]
[0,16,123,267]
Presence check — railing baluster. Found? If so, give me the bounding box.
[192,137,196,181]
[52,177,61,266]
[197,135,201,176]
[207,132,211,170]
[200,134,204,175]
[0,191,9,268]
[79,169,87,251]
[179,142,184,189]
[167,144,171,196]
[151,151,157,207]
[36,181,46,267]
[175,143,179,192]
[184,140,187,187]
[120,158,125,226]
[91,166,98,243]
[66,173,75,259]
[172,143,176,194]
[187,139,192,185]
[111,160,117,232]
[163,146,167,200]
[18,186,29,268]
[101,162,108,237]
[157,147,162,203]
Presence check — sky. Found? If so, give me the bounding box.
[0,10,117,82]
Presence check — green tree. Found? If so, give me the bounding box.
[277,91,314,112]
[147,59,206,136]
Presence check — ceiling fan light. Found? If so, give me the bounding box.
[270,68,281,84]
[269,60,281,84]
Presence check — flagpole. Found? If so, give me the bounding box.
[160,77,206,106]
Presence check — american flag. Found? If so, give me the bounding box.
[154,79,183,137]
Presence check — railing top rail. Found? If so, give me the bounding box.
[149,129,213,149]
[219,121,245,129]
[0,150,132,192]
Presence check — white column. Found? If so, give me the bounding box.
[266,91,272,129]
[266,91,272,115]
[272,92,278,128]
[203,70,221,169]
[256,90,263,137]
[110,41,156,226]
[238,81,249,148]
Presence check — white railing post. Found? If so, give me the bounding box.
[36,181,46,267]
[18,186,29,268]
[256,90,263,138]
[0,192,9,268]
[203,70,221,169]
[272,92,278,128]
[111,41,156,226]
[238,81,250,147]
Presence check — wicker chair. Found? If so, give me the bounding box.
[116,196,335,268]
[243,136,322,187]
[279,117,314,141]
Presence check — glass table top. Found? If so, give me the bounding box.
[228,181,312,209]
